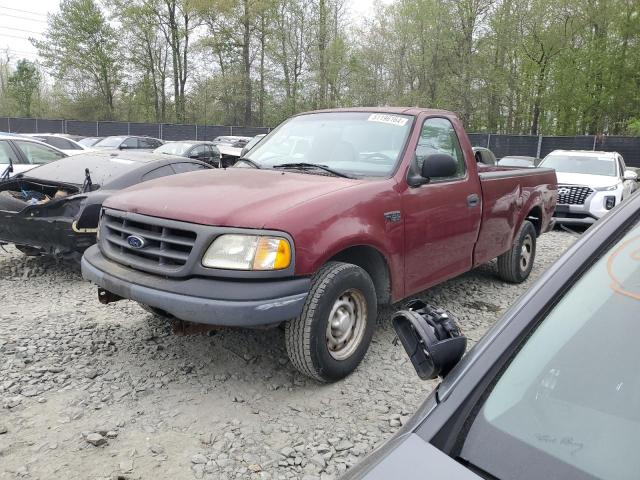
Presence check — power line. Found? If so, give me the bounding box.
[0,26,44,36]
[0,5,49,18]
[0,12,48,24]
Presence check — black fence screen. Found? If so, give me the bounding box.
[1,116,639,167]
[0,117,270,143]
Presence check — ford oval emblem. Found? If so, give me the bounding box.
[127,235,146,249]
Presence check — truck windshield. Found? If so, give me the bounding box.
[540,154,617,177]
[243,112,413,177]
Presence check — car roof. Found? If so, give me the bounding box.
[299,106,457,118]
[549,150,618,158]
[163,140,213,145]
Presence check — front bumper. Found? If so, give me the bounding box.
[553,189,622,225]
[81,245,310,327]
[0,211,95,254]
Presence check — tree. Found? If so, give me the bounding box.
[33,0,121,119]
[7,60,41,117]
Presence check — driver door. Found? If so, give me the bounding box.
[402,117,482,296]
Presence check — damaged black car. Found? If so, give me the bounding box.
[0,151,211,261]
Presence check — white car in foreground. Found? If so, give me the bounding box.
[539,150,638,225]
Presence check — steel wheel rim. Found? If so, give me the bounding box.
[520,235,533,271]
[326,289,367,361]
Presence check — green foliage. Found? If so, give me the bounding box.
[7,60,41,117]
[32,0,122,119]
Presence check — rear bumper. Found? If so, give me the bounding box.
[81,245,310,327]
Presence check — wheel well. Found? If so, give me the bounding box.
[526,206,543,236]
[329,246,392,305]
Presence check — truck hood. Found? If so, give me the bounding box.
[103,168,359,228]
[556,171,620,189]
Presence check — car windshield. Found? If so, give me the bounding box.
[540,154,617,176]
[94,137,125,148]
[243,112,413,177]
[461,218,640,480]
[154,142,194,156]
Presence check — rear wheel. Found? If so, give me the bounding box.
[285,262,377,382]
[497,220,537,283]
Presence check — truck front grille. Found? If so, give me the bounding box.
[101,210,197,272]
[557,185,593,205]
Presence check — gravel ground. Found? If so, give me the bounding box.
[0,231,576,480]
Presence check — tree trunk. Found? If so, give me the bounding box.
[242,0,252,126]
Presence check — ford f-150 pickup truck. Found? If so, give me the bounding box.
[81,108,557,382]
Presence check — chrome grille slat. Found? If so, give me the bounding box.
[557,185,593,205]
[101,210,197,272]
[106,236,189,262]
[104,220,195,247]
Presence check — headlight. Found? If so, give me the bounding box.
[594,184,619,191]
[202,234,291,270]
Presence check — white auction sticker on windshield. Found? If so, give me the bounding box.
[367,113,409,127]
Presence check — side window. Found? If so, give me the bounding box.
[47,137,78,150]
[171,162,208,174]
[141,165,175,182]
[122,137,138,149]
[0,141,15,164]
[14,140,65,164]
[190,145,207,159]
[617,157,625,178]
[209,145,220,160]
[415,118,465,180]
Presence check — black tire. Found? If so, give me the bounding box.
[285,262,377,382]
[497,220,537,283]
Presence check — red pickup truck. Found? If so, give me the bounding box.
[81,108,557,382]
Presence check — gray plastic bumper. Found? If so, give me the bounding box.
[81,245,309,327]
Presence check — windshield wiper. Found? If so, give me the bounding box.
[234,157,261,169]
[273,162,354,179]
[82,168,93,193]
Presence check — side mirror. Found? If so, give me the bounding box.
[422,153,458,179]
[392,300,466,380]
[119,144,130,150]
[189,153,200,159]
[623,170,638,181]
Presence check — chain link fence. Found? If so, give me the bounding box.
[1,117,638,167]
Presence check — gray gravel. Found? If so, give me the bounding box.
[0,231,575,479]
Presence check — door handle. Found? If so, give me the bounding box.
[467,194,480,208]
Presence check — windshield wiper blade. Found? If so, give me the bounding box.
[234,157,261,169]
[273,162,354,179]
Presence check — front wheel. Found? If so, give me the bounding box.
[496,220,537,283]
[285,262,377,382]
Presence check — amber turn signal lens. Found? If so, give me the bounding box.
[253,237,291,270]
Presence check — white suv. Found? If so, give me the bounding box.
[539,150,638,225]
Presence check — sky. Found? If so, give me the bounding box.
[0,0,393,67]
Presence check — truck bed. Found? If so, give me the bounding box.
[473,166,557,266]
